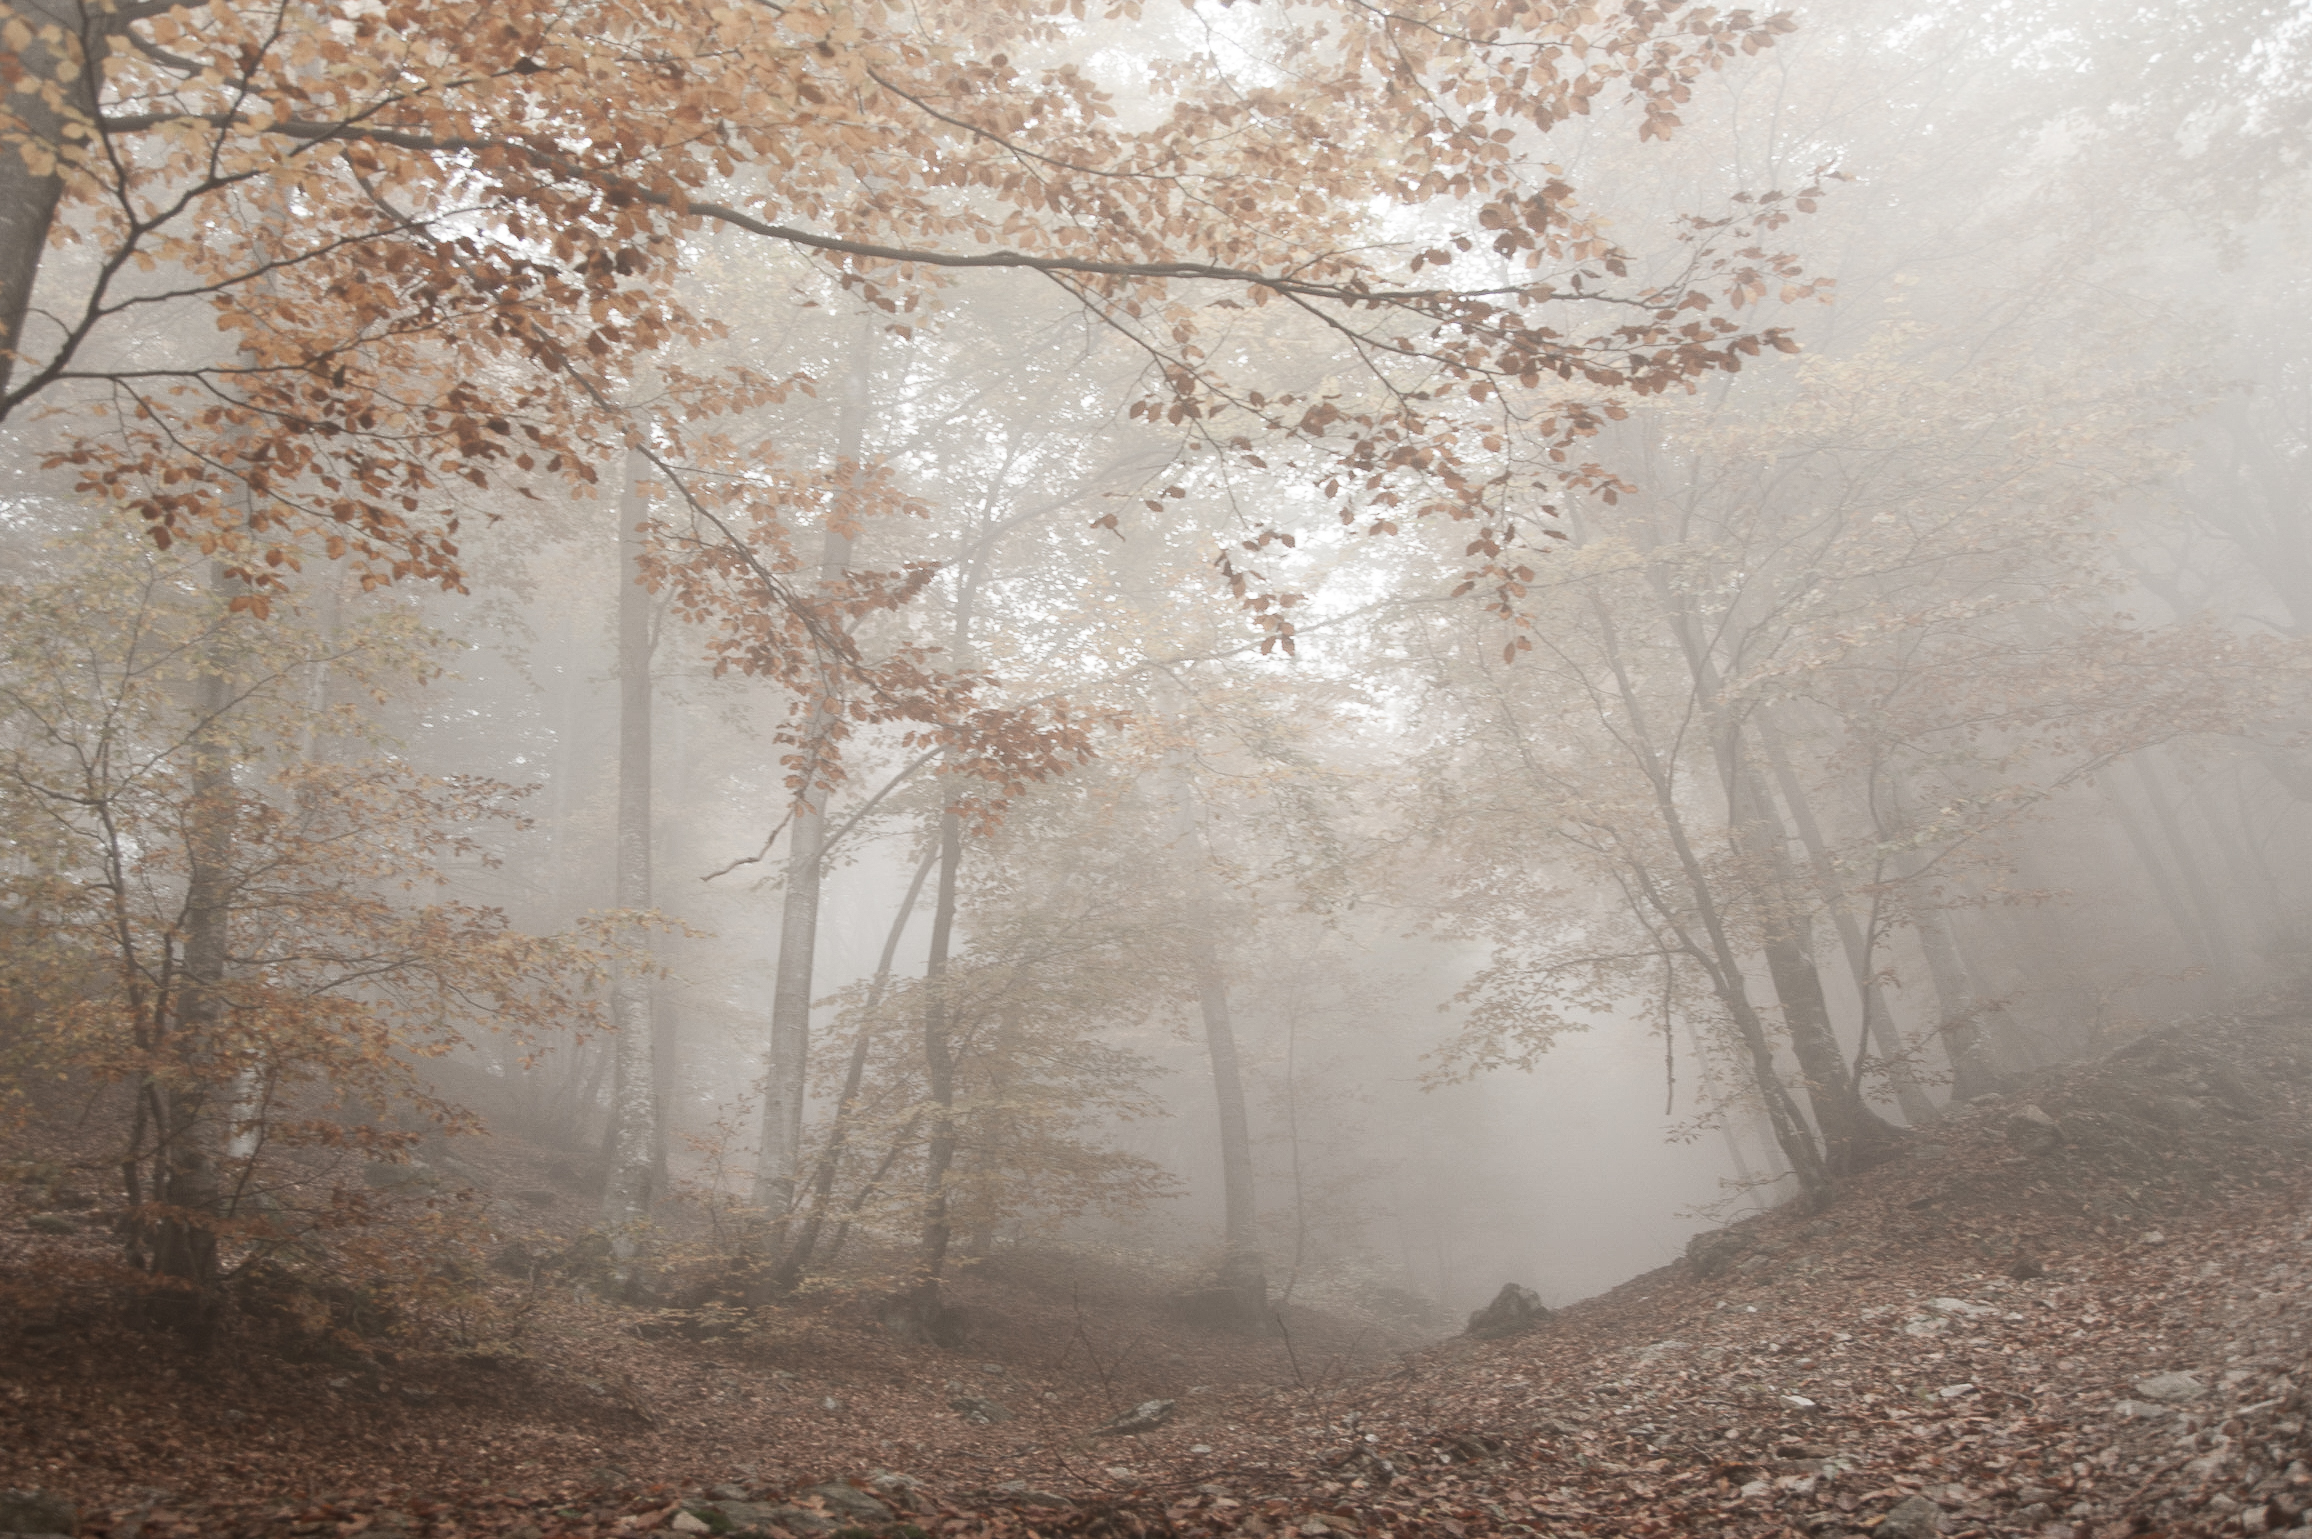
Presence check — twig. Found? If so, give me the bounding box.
[701,811,792,883]
[1275,1310,1311,1398]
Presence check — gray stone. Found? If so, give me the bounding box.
[1876,1494,1944,1539]
[701,1500,783,1530]
[0,1491,76,1536]
[2133,1371,2206,1403]
[1685,1228,1756,1278]
[1092,1398,1177,1436]
[866,1472,926,1513]
[1464,1283,1552,1338]
[950,1395,1011,1424]
[800,1484,893,1523]
[2006,1105,2063,1155]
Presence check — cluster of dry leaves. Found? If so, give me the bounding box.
[4,1014,2308,1539]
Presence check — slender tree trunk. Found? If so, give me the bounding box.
[2105,776,2225,1007]
[147,565,240,1319]
[1585,595,1833,1200]
[650,984,679,1201]
[1875,770,2000,1102]
[752,339,873,1223]
[772,839,939,1294]
[886,804,965,1343]
[964,1006,1021,1260]
[1627,562,1897,1183]
[2129,754,2240,994]
[753,776,830,1219]
[602,450,659,1279]
[1194,935,1266,1320]
[1910,898,1999,1100]
[1163,760,1269,1322]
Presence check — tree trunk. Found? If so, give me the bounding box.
[884,805,966,1346]
[1725,751,1907,1176]
[650,983,679,1202]
[1164,762,1268,1325]
[0,0,92,405]
[964,1005,1022,1261]
[752,338,873,1224]
[772,839,939,1294]
[1753,715,1938,1126]
[1902,897,1990,1097]
[602,450,659,1281]
[2105,774,2226,1008]
[146,564,240,1324]
[1585,594,1833,1201]
[1195,938,1267,1319]
[2129,754,2240,995]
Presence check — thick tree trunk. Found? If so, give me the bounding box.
[1753,717,1938,1126]
[0,0,92,408]
[1726,754,1907,1177]
[602,451,659,1280]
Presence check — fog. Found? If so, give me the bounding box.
[2,0,2306,1336]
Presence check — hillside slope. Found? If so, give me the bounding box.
[3,1011,2309,1539]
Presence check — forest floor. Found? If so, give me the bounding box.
[4,1008,2310,1539]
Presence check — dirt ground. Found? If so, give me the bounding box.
[3,1010,2309,1539]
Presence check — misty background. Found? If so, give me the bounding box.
[4,0,2307,1328]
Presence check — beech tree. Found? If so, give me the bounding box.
[0,513,605,1318]
[2,0,1812,646]
[1406,326,2301,1198]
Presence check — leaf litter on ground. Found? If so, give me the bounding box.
[3,1011,2309,1539]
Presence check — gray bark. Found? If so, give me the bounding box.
[772,839,939,1294]
[0,0,89,407]
[1753,716,1938,1126]
[1195,935,1266,1315]
[602,451,659,1263]
[2129,754,2240,994]
[1166,765,1267,1319]
[908,806,965,1302]
[2106,774,2227,1006]
[752,334,872,1220]
[1727,755,1907,1174]
[145,562,240,1316]
[1881,772,2001,1104]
